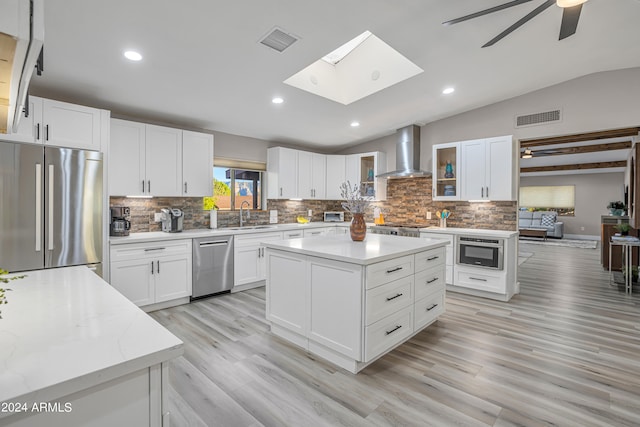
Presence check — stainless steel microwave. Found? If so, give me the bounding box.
[456,235,504,270]
[324,211,344,222]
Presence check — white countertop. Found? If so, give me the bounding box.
[263,234,447,265]
[420,227,518,238]
[110,221,349,245]
[0,266,183,410]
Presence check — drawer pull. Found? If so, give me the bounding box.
[470,277,487,282]
[386,293,403,301]
[386,267,403,274]
[426,303,438,311]
[426,277,438,284]
[145,247,166,252]
[385,325,402,335]
[427,256,439,261]
[151,261,154,275]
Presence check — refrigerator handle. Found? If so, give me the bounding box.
[48,164,54,251]
[35,164,42,252]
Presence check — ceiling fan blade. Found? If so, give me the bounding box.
[483,0,555,47]
[559,4,583,40]
[442,0,534,26]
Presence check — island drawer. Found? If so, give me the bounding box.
[414,247,445,273]
[110,239,191,262]
[365,275,413,325]
[366,255,414,289]
[365,306,413,362]
[414,265,445,301]
[414,290,445,331]
[454,266,506,293]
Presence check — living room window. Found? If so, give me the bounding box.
[519,185,575,216]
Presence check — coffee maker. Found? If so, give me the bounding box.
[161,208,184,232]
[110,206,131,236]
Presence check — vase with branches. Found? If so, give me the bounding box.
[340,181,372,241]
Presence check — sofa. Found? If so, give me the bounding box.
[518,210,564,238]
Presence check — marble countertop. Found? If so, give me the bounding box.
[0,266,183,410]
[420,227,518,238]
[263,234,447,265]
[110,221,350,245]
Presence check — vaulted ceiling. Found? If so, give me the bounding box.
[30,0,640,150]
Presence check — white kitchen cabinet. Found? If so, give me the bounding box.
[298,151,326,199]
[109,239,192,309]
[303,227,332,238]
[234,231,283,288]
[345,152,387,200]
[3,96,102,151]
[182,130,214,197]
[420,232,454,284]
[145,124,183,196]
[109,119,146,196]
[267,250,308,338]
[432,141,461,201]
[326,155,346,199]
[460,135,515,201]
[267,147,298,199]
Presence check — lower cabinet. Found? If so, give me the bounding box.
[266,246,446,373]
[109,239,192,308]
[234,232,283,288]
[420,231,454,284]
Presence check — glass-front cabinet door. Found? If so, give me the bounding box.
[432,142,460,200]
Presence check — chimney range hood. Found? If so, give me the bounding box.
[376,124,431,178]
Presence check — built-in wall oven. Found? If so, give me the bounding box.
[456,236,504,270]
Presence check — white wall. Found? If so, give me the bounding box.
[520,172,624,237]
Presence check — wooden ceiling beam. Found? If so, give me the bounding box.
[520,127,640,148]
[521,161,627,173]
[523,141,632,156]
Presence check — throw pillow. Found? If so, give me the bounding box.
[541,214,556,227]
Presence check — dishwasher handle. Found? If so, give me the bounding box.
[199,240,229,247]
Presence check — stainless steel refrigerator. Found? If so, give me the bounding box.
[0,141,103,274]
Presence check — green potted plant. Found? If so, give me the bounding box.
[1,268,26,319]
[615,223,631,236]
[607,201,626,216]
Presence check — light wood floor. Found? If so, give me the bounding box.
[151,243,640,426]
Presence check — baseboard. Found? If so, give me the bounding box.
[564,234,599,241]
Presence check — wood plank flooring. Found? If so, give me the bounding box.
[151,243,640,426]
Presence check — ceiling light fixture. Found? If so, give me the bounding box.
[522,148,533,159]
[124,50,143,61]
[556,0,588,8]
[272,97,284,104]
[442,87,455,95]
[350,121,360,127]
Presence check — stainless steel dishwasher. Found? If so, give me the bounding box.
[192,235,234,300]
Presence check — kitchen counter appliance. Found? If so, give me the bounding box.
[110,206,131,237]
[192,235,234,299]
[161,208,183,232]
[324,211,344,222]
[456,235,504,270]
[0,141,103,274]
[369,223,422,238]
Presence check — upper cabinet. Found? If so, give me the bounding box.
[432,142,461,201]
[109,119,213,197]
[3,97,103,151]
[298,151,326,199]
[433,135,516,202]
[268,148,387,201]
[460,135,516,201]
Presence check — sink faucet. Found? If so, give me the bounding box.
[240,201,251,227]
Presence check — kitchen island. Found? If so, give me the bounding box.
[0,266,183,427]
[263,234,447,373]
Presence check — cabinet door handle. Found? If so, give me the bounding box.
[486,186,489,198]
[258,248,261,258]
[157,260,160,273]
[36,123,40,140]
[427,256,439,261]
[426,303,438,311]
[148,180,151,192]
[386,267,403,274]
[470,277,487,282]
[45,124,49,141]
[481,187,484,198]
[280,188,282,197]
[184,182,188,193]
[142,180,145,193]
[151,261,154,275]
[385,325,402,335]
[386,293,403,301]
[426,277,438,284]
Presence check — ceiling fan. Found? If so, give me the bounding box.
[443,0,588,48]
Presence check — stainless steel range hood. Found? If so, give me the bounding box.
[376,124,431,178]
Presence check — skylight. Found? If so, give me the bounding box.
[321,31,372,65]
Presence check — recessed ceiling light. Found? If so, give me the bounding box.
[350,121,360,127]
[124,50,143,61]
[442,87,455,95]
[272,97,284,104]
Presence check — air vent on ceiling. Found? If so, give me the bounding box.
[259,28,299,53]
[515,109,562,128]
